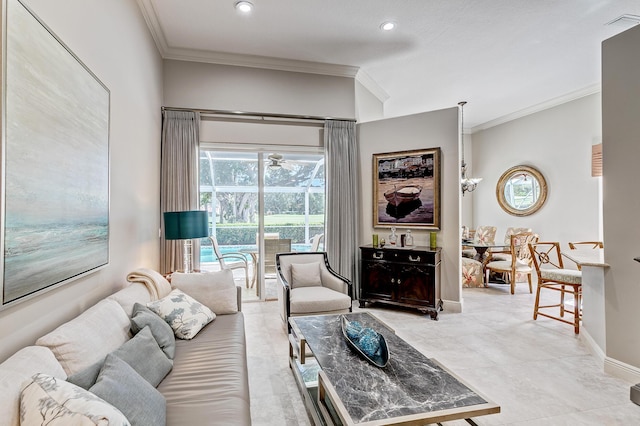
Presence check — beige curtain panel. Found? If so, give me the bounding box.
[160,110,201,274]
[324,120,359,298]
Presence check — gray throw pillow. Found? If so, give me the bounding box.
[114,326,173,387]
[131,302,176,359]
[90,354,166,426]
[67,359,103,389]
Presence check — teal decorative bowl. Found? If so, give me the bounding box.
[340,315,389,368]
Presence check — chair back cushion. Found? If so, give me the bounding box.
[474,226,497,244]
[290,262,322,288]
[504,227,533,244]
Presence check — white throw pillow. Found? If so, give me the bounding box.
[0,346,67,426]
[146,289,215,339]
[171,270,238,314]
[19,373,129,425]
[290,262,322,289]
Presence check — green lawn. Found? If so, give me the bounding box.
[264,214,324,225]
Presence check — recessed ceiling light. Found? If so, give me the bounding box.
[235,1,253,13]
[380,21,396,31]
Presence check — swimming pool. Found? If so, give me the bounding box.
[200,244,311,263]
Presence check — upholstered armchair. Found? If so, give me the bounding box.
[276,252,352,330]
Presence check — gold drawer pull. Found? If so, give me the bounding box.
[373,252,384,260]
[409,255,421,262]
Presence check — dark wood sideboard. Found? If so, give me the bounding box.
[359,245,442,319]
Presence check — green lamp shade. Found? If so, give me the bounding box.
[164,210,208,240]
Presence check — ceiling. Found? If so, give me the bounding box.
[137,0,639,130]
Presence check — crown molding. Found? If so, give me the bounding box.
[355,69,389,103]
[136,0,359,78]
[472,83,601,133]
[136,0,169,54]
[163,47,359,77]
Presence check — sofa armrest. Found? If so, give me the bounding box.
[236,286,242,312]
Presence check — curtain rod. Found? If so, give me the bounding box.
[161,106,357,123]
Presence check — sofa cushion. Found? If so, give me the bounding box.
[130,302,176,359]
[0,346,67,426]
[19,373,129,425]
[90,354,166,426]
[147,289,215,340]
[35,299,131,376]
[290,262,322,288]
[290,286,352,314]
[157,313,251,425]
[171,270,238,314]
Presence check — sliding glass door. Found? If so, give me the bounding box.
[199,150,324,301]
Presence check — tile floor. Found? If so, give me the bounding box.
[243,285,640,425]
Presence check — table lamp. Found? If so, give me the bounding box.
[164,210,209,273]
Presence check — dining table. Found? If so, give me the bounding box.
[462,240,509,263]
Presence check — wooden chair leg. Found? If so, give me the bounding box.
[560,285,565,317]
[510,271,515,294]
[527,274,532,293]
[573,286,580,334]
[533,283,542,320]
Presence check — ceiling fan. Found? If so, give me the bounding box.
[267,153,294,170]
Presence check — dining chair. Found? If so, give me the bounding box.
[484,232,538,294]
[264,238,292,277]
[310,233,324,252]
[567,241,603,270]
[461,225,497,259]
[209,236,250,288]
[490,227,533,262]
[461,257,485,288]
[568,241,603,250]
[529,241,582,334]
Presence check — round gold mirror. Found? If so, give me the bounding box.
[496,165,547,216]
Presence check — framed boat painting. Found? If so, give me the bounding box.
[373,148,441,229]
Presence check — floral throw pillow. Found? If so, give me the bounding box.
[146,289,215,340]
[19,373,129,425]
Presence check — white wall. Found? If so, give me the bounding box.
[471,94,601,245]
[358,108,462,306]
[602,23,640,377]
[163,60,356,120]
[0,0,163,362]
[355,79,384,123]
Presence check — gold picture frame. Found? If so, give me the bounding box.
[373,148,441,229]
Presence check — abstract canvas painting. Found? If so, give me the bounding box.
[1,0,110,306]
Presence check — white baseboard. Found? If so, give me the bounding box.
[442,298,462,313]
[580,329,640,384]
[580,328,606,363]
[604,356,640,384]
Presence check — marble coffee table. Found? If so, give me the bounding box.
[289,312,499,425]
